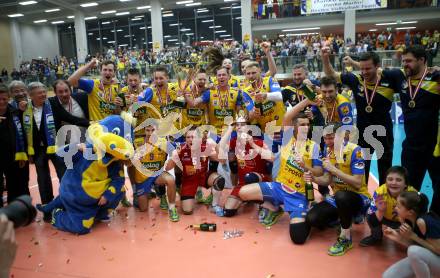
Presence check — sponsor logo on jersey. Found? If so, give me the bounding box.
[187,108,203,116]
[214,109,233,117]
[142,161,162,171]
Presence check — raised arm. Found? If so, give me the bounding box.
[282,98,313,127]
[68,58,98,87]
[321,47,339,80]
[261,42,277,77]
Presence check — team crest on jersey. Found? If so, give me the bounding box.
[356,149,363,159]
[341,105,349,115]
[274,115,279,120]
[230,93,234,98]
[354,162,365,170]
[342,116,352,124]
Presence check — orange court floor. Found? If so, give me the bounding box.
[10,164,405,278]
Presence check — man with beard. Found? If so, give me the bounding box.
[68,59,124,121]
[281,64,319,106]
[322,50,404,185]
[399,46,439,215]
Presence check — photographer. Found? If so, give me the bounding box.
[0,214,17,278]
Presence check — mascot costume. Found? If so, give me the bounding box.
[37,112,135,234]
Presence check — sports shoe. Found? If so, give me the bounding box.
[195,189,204,203]
[258,206,269,223]
[211,205,224,217]
[168,207,180,222]
[120,196,132,208]
[262,208,284,227]
[359,235,382,247]
[328,237,353,256]
[43,212,52,223]
[97,214,111,223]
[203,193,213,205]
[159,195,168,210]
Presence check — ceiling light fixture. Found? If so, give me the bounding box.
[19,1,37,5]
[80,2,98,7]
[282,27,320,32]
[8,14,24,17]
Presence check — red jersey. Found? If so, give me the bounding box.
[178,143,209,179]
[229,137,269,186]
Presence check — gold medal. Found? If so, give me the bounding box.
[407,67,428,109]
[363,76,380,114]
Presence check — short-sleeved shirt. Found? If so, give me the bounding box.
[400,70,440,152]
[276,137,322,195]
[200,87,252,134]
[368,184,417,222]
[242,76,284,133]
[78,79,121,121]
[311,94,353,126]
[415,214,440,240]
[337,70,405,133]
[322,142,370,198]
[281,80,321,107]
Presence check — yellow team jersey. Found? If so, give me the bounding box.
[182,86,208,128]
[316,94,352,124]
[243,76,285,133]
[276,137,321,195]
[370,184,417,222]
[326,142,371,198]
[87,79,121,121]
[211,75,240,88]
[149,82,181,118]
[133,137,168,183]
[206,87,242,134]
[121,86,146,137]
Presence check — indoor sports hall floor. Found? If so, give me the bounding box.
[10,124,433,278]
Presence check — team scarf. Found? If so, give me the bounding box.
[12,113,28,161]
[23,100,56,155]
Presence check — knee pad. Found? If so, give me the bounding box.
[213,176,225,191]
[229,161,238,174]
[154,184,166,196]
[209,161,219,172]
[244,172,260,184]
[223,209,238,217]
[289,222,310,245]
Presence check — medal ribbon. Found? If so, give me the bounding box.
[155,83,169,108]
[325,101,337,124]
[408,67,428,102]
[217,85,230,110]
[363,76,380,107]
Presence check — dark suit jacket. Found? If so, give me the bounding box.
[48,94,90,132]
